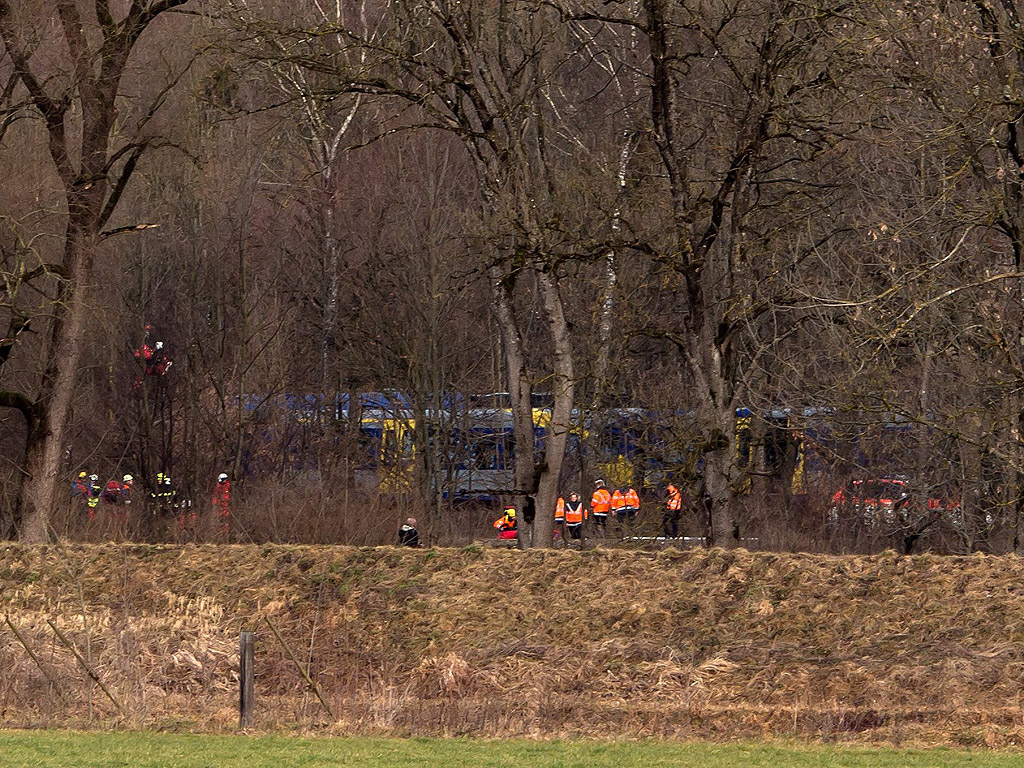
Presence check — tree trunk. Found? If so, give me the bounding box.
[20,230,96,543]
[704,450,739,547]
[533,270,574,548]
[490,267,534,525]
[689,332,741,548]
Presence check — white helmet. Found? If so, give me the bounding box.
[218,473,228,482]
[123,474,133,482]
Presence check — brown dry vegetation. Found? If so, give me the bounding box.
[2,544,1024,748]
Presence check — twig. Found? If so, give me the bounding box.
[303,570,328,719]
[3,615,69,703]
[46,618,125,716]
[50,533,95,718]
[263,616,334,719]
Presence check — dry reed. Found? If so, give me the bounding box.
[1,543,1023,747]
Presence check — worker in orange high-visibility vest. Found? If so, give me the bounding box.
[554,495,566,540]
[611,487,626,534]
[662,483,683,538]
[590,479,612,535]
[623,486,641,525]
[493,506,517,533]
[563,492,586,543]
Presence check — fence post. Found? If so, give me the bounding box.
[239,630,255,729]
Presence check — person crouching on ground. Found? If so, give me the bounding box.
[398,517,421,547]
[493,506,517,537]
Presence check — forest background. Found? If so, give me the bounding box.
[2,0,1024,554]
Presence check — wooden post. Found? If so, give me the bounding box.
[239,630,255,729]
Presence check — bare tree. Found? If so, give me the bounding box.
[255,0,619,546]
[628,0,854,546]
[231,0,374,394]
[0,0,192,542]
[833,1,1024,552]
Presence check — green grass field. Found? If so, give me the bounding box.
[0,732,1021,767]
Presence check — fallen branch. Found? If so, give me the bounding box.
[263,616,334,719]
[4,615,68,704]
[46,618,125,716]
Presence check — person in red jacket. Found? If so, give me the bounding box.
[590,480,612,535]
[212,472,231,541]
[102,474,133,538]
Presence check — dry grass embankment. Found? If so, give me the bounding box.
[1,543,1024,747]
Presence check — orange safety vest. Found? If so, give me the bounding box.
[623,488,640,510]
[666,485,682,511]
[591,488,612,515]
[554,496,565,521]
[493,511,516,530]
[564,499,585,524]
[610,490,625,512]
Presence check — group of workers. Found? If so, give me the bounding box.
[565,479,642,537]
[488,479,686,543]
[72,472,134,515]
[552,479,642,540]
[71,470,231,539]
[394,478,686,548]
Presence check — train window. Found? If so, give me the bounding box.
[469,392,512,410]
[471,436,514,470]
[736,425,752,468]
[356,428,379,468]
[531,392,553,409]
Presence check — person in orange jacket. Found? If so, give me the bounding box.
[590,479,612,535]
[563,492,585,543]
[663,483,682,537]
[493,505,517,537]
[611,487,626,534]
[554,495,566,540]
[623,485,641,524]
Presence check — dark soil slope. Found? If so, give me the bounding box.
[1,543,1022,746]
